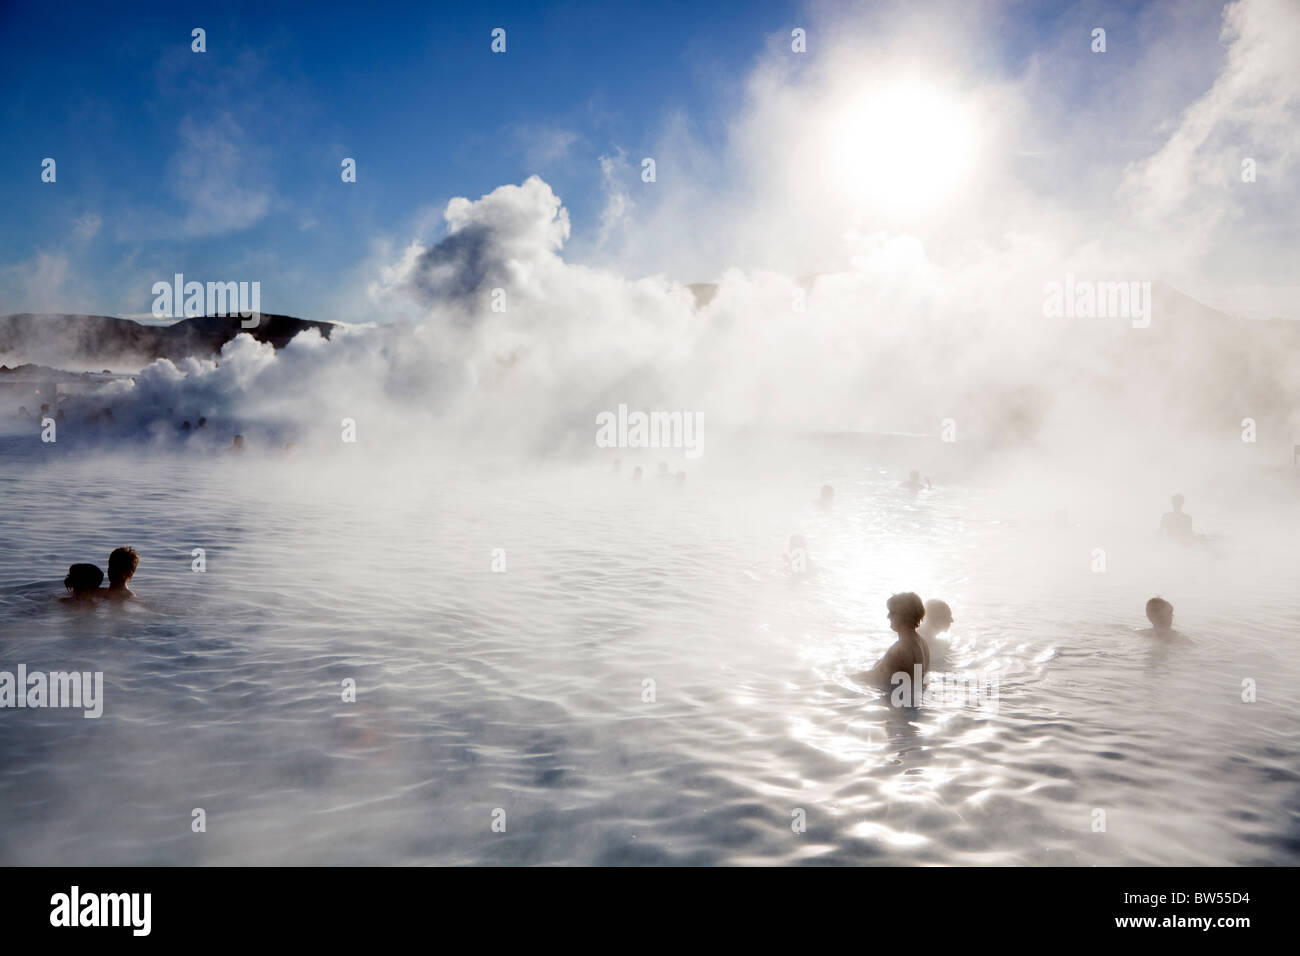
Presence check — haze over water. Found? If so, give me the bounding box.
[2,432,1296,865]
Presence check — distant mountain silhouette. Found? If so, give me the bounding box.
[0,361,110,382]
[0,312,335,366]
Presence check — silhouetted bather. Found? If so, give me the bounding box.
[1159,494,1194,540]
[103,546,138,600]
[918,598,953,661]
[857,592,929,696]
[62,564,103,602]
[918,599,952,640]
[1136,596,1187,640]
[228,434,246,453]
[786,534,817,577]
[901,469,925,491]
[817,485,834,510]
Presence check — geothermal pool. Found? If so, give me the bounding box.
[1,434,1297,865]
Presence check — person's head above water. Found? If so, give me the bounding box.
[108,547,139,591]
[64,563,103,598]
[1171,494,1184,512]
[819,484,834,504]
[1145,596,1174,630]
[922,599,953,633]
[787,534,811,571]
[886,592,926,633]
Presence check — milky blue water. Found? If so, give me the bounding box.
[1,433,1297,865]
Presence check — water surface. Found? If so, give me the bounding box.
[1,436,1297,865]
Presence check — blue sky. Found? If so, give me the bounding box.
[2,0,1296,322]
[1,0,801,319]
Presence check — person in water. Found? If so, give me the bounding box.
[104,546,139,599]
[1136,596,1187,640]
[786,534,817,577]
[901,469,926,490]
[858,592,929,697]
[1159,494,1194,540]
[920,598,951,650]
[817,485,834,510]
[62,563,103,602]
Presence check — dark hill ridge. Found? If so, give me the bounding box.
[0,312,335,365]
[0,362,110,382]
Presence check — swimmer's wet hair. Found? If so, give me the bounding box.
[108,546,139,585]
[1146,596,1173,621]
[887,591,926,629]
[65,563,104,594]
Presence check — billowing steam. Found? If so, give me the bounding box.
[5,0,1297,485]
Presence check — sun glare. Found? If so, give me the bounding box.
[830,79,977,216]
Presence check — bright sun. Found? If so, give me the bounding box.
[830,79,977,216]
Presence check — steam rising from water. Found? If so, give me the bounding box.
[2,0,1298,865]
[14,170,1297,483]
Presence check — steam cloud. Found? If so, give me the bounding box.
[7,0,1298,484]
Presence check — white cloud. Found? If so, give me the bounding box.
[373,176,571,312]
[0,252,87,314]
[168,113,271,237]
[517,124,580,168]
[595,150,633,248]
[72,213,102,241]
[1120,0,1300,248]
